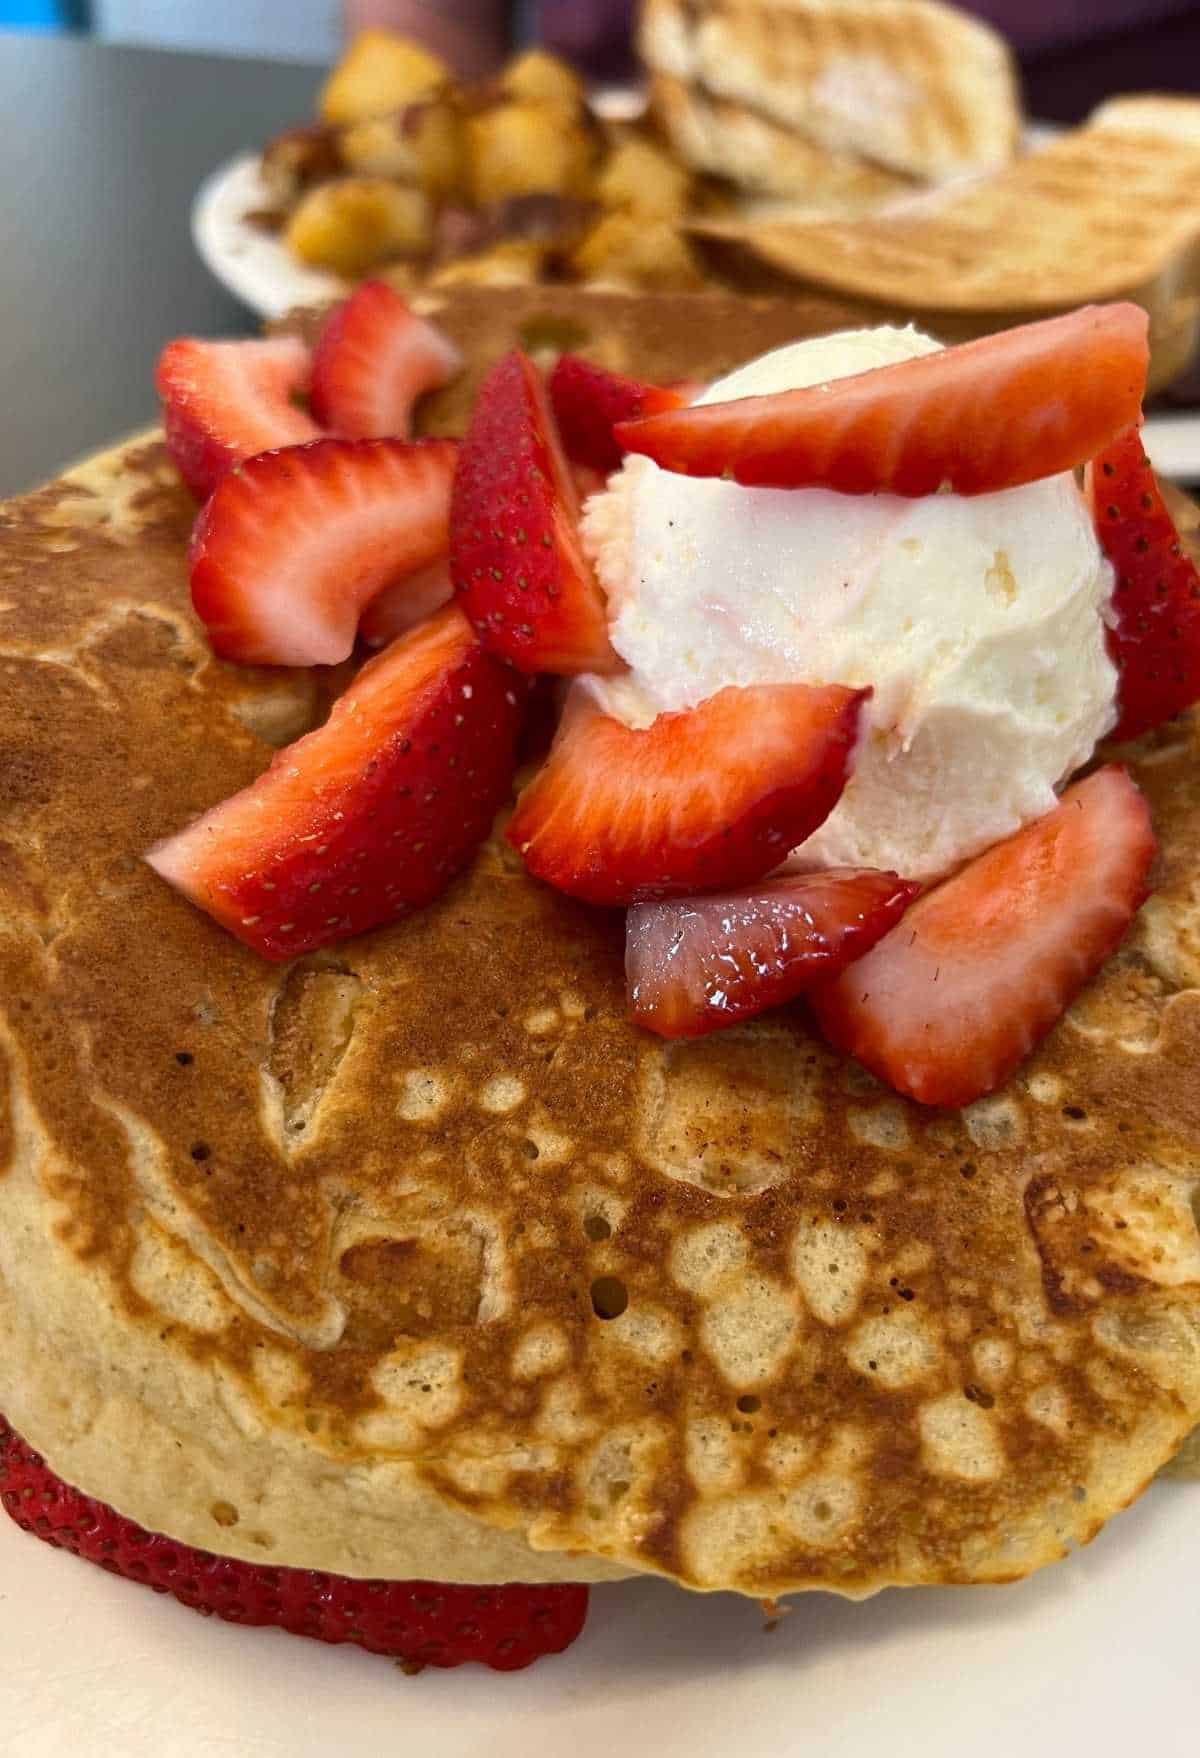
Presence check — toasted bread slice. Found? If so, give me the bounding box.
[649,71,918,209]
[691,96,1200,392]
[1091,92,1200,149]
[639,0,1020,184]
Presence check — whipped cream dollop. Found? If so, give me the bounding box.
[581,327,1119,882]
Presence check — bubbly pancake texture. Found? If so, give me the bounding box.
[0,287,1198,1599]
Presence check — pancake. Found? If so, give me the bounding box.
[0,286,1198,1602]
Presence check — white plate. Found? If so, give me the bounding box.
[1,1478,1196,1758]
[192,151,347,320]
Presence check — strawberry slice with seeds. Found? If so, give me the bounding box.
[310,280,463,439]
[616,304,1149,495]
[549,353,689,474]
[156,335,321,500]
[0,1415,586,1671]
[451,350,619,675]
[359,557,454,648]
[810,765,1155,1108]
[147,605,525,960]
[190,436,457,667]
[627,868,918,1038]
[507,679,867,906]
[1086,425,1200,741]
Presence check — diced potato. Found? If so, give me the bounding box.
[319,29,447,126]
[338,99,464,200]
[596,137,691,220]
[336,116,407,178]
[260,125,341,207]
[286,178,431,276]
[379,260,420,294]
[570,213,704,290]
[490,192,597,254]
[430,242,547,288]
[465,102,595,206]
[499,48,585,113]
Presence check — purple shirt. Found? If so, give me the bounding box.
[537,0,1198,69]
[962,0,1196,52]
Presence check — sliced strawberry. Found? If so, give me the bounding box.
[507,680,867,906]
[310,280,463,440]
[616,304,1149,495]
[0,1415,586,1671]
[147,605,524,960]
[627,868,918,1039]
[190,437,457,667]
[451,350,619,675]
[156,335,320,500]
[548,354,688,474]
[810,766,1155,1108]
[1086,425,1200,741]
[360,557,454,648]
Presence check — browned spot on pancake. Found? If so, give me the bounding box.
[1025,1164,1200,1318]
[0,839,47,921]
[87,608,202,677]
[338,1229,484,1349]
[0,1040,12,1178]
[1025,1176,1086,1315]
[268,962,363,1144]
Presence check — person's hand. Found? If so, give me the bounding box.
[343,0,509,78]
[541,0,637,79]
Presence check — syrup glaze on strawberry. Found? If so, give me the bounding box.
[627,869,919,1038]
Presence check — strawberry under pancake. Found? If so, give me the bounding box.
[0,288,1198,1650]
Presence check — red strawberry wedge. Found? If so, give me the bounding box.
[360,557,454,648]
[810,766,1156,1109]
[147,606,525,960]
[0,1416,586,1671]
[156,335,321,500]
[311,280,463,440]
[549,353,689,474]
[451,350,619,675]
[616,304,1149,495]
[190,437,458,667]
[627,868,918,1038]
[1086,425,1200,741]
[507,680,867,906]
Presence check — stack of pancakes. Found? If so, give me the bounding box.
[0,286,1197,1603]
